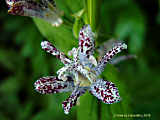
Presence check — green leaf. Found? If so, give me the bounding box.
[33,18,77,53]
[73,17,84,39]
[77,92,98,120]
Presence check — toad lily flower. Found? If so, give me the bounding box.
[34,25,127,114]
[5,0,63,26]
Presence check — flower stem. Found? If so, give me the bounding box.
[85,0,101,32]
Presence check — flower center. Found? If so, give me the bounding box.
[75,67,97,87]
[77,72,91,87]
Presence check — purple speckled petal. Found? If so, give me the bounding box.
[90,79,121,104]
[62,88,86,114]
[79,24,95,58]
[41,41,72,64]
[34,76,74,94]
[94,42,127,75]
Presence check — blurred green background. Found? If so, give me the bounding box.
[0,0,160,120]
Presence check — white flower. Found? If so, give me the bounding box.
[34,25,127,114]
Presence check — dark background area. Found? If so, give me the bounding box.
[0,0,160,120]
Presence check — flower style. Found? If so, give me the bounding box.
[5,0,63,26]
[34,25,127,114]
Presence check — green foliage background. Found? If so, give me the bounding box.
[0,0,160,120]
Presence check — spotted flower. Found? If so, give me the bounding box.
[5,0,63,26]
[34,25,127,114]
